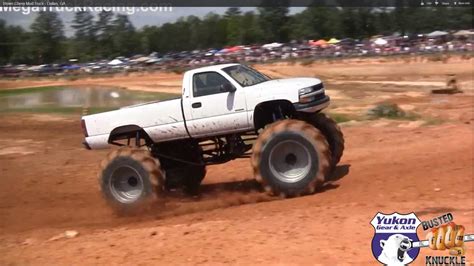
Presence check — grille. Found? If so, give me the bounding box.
[313,92,326,101]
[312,83,324,91]
[312,83,325,101]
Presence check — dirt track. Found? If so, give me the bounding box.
[0,58,473,265]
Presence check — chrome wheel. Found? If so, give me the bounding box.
[268,139,312,183]
[109,165,144,203]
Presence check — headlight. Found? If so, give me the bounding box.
[299,84,325,103]
[299,87,314,95]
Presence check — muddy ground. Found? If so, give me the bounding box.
[0,57,473,265]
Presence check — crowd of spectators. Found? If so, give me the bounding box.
[1,30,473,77]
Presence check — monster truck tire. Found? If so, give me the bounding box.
[306,113,344,168]
[251,119,331,197]
[99,147,164,214]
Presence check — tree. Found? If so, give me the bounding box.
[71,11,96,60]
[95,10,114,58]
[449,7,473,30]
[199,13,227,48]
[7,26,32,64]
[0,20,34,64]
[374,8,396,35]
[356,8,377,38]
[340,8,361,38]
[225,7,242,45]
[111,14,138,57]
[258,2,290,43]
[290,7,341,40]
[30,11,64,63]
[0,20,11,64]
[1,7,473,64]
[241,11,263,44]
[140,25,160,54]
[186,16,205,49]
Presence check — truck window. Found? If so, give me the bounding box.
[193,72,233,97]
[223,65,270,87]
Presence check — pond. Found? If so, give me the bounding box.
[0,86,180,114]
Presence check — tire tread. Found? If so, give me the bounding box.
[251,119,331,197]
[98,147,164,214]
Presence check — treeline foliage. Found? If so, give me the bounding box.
[0,7,472,64]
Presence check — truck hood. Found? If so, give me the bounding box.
[249,77,322,91]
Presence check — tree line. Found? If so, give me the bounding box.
[0,7,472,64]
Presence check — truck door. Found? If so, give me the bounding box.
[184,71,250,137]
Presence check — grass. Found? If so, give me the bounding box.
[329,107,446,126]
[423,117,444,126]
[327,113,354,123]
[0,106,122,115]
[300,58,314,66]
[0,86,64,97]
[367,102,419,121]
[0,106,83,114]
[132,91,180,101]
[85,107,118,114]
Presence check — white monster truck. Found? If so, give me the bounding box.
[81,63,344,213]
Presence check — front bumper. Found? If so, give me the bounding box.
[82,140,91,150]
[294,95,330,113]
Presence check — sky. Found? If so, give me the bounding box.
[0,7,305,36]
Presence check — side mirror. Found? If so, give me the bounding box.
[221,83,236,93]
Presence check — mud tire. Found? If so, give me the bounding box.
[251,119,331,197]
[98,147,164,214]
[306,113,344,168]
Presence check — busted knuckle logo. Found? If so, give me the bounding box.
[371,211,471,266]
[422,212,468,266]
[371,212,421,266]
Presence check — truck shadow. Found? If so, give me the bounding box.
[159,164,351,219]
[200,179,261,194]
[198,163,351,195]
[328,164,351,182]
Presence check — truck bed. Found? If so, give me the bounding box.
[83,98,188,149]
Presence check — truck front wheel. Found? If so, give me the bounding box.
[305,113,345,168]
[251,119,331,197]
[99,147,164,214]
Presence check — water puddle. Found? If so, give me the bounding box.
[0,86,179,114]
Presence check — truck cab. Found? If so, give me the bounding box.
[181,63,329,138]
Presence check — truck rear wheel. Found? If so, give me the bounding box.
[99,147,164,214]
[251,119,331,197]
[306,113,344,168]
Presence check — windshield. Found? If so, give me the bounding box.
[223,65,270,87]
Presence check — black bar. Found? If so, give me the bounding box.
[0,0,471,7]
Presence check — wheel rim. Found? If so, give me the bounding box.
[109,165,144,203]
[268,139,312,183]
